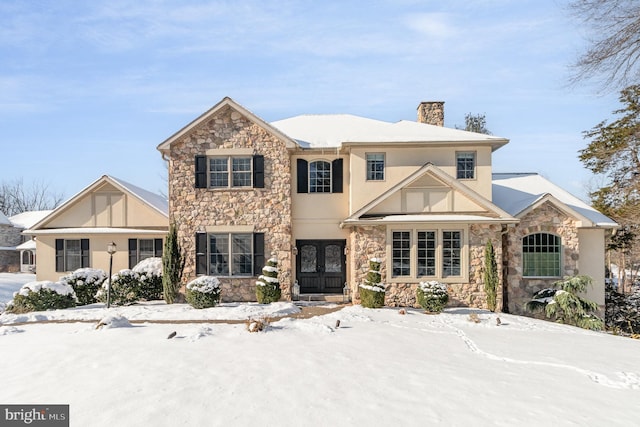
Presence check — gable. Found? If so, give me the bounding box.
[32,176,168,231]
[350,163,514,223]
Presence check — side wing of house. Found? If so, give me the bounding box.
[26,176,168,282]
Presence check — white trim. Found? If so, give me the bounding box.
[24,228,167,235]
[205,225,254,233]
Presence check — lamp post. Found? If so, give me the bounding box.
[106,242,117,308]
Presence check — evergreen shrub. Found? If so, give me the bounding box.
[186,276,221,309]
[133,257,163,301]
[7,281,76,314]
[96,270,140,306]
[256,258,281,303]
[60,268,107,306]
[416,281,449,313]
[359,258,386,308]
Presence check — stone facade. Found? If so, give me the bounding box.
[417,101,445,126]
[0,223,21,272]
[167,105,292,302]
[503,201,580,315]
[348,223,504,310]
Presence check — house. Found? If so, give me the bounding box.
[25,175,168,282]
[9,210,52,272]
[0,210,21,272]
[157,97,616,313]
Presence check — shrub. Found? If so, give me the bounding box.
[416,281,449,313]
[483,240,498,312]
[163,223,184,304]
[186,276,221,309]
[96,270,140,306]
[256,258,281,303]
[6,281,76,314]
[60,268,107,306]
[133,257,163,301]
[525,275,604,331]
[359,258,385,308]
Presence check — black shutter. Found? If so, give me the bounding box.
[332,158,343,193]
[81,239,90,268]
[253,233,265,276]
[128,239,137,269]
[154,239,163,257]
[195,155,207,188]
[253,155,264,188]
[297,159,308,193]
[195,232,207,275]
[55,239,64,272]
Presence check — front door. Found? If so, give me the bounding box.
[296,240,346,294]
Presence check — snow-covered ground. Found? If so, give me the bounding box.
[1,274,639,426]
[0,272,35,311]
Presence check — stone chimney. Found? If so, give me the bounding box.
[417,101,445,126]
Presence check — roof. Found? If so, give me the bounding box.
[271,114,509,150]
[16,240,36,250]
[492,173,617,228]
[0,211,11,226]
[157,97,299,153]
[29,175,168,231]
[25,228,167,236]
[9,210,53,229]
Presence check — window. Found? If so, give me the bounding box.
[309,160,332,193]
[366,153,385,181]
[196,232,264,277]
[195,155,264,189]
[389,228,466,280]
[128,239,163,268]
[456,152,475,179]
[523,233,561,277]
[55,239,89,272]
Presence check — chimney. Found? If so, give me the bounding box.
[417,101,445,126]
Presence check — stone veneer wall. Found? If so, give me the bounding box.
[0,224,21,272]
[504,202,579,315]
[349,223,503,310]
[168,105,292,302]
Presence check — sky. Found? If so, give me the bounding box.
[0,0,623,203]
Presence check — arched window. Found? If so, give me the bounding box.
[309,160,331,193]
[522,233,561,277]
[22,251,34,265]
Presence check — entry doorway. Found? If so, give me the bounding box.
[296,240,346,294]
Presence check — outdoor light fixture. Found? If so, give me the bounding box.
[343,282,351,303]
[106,242,117,308]
[292,280,300,301]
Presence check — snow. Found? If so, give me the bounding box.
[0,273,35,312]
[8,210,52,229]
[186,275,221,293]
[359,284,385,292]
[132,257,162,276]
[0,273,639,426]
[17,280,75,297]
[0,210,12,226]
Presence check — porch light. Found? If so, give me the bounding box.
[292,280,300,301]
[106,242,117,309]
[343,282,351,303]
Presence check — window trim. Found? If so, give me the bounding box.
[522,233,562,278]
[366,152,385,181]
[387,226,468,283]
[201,232,258,277]
[456,151,476,180]
[209,156,253,189]
[309,160,332,193]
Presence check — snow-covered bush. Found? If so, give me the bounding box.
[606,283,640,335]
[133,257,163,301]
[96,270,140,306]
[6,281,76,314]
[256,258,281,303]
[416,281,449,313]
[359,258,385,308]
[186,276,221,309]
[60,268,107,306]
[525,275,604,331]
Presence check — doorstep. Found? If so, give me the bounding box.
[296,293,350,303]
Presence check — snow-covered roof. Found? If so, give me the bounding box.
[0,211,11,226]
[492,173,617,228]
[343,214,512,226]
[9,210,52,229]
[16,240,36,250]
[25,227,167,236]
[271,114,509,150]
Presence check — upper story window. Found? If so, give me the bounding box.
[309,160,332,193]
[366,153,385,181]
[523,233,561,277]
[456,152,476,179]
[296,158,343,194]
[195,155,264,189]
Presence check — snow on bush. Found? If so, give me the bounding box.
[256,258,281,304]
[132,257,163,301]
[186,276,221,309]
[416,281,449,313]
[6,281,76,314]
[96,314,132,329]
[359,258,386,308]
[96,270,140,306]
[60,268,107,306]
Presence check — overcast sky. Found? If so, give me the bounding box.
[0,0,621,203]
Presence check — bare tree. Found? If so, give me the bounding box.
[0,178,64,216]
[568,0,640,91]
